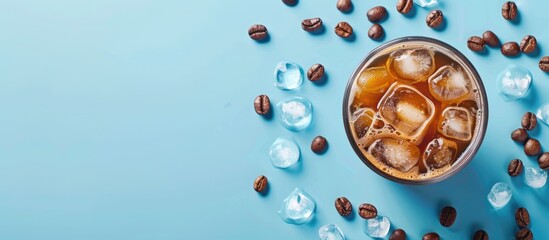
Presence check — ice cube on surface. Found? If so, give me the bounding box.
[524,167,547,188]
[363,216,391,238]
[428,65,471,102]
[319,224,345,240]
[386,48,436,84]
[496,64,532,102]
[423,137,458,169]
[269,137,300,169]
[368,138,420,172]
[352,108,375,139]
[278,188,316,225]
[487,182,512,209]
[536,104,549,126]
[414,0,439,7]
[357,66,396,93]
[438,106,473,141]
[274,62,303,90]
[278,96,313,131]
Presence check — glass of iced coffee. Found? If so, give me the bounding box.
[343,37,488,184]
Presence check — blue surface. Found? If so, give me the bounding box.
[0,0,548,239]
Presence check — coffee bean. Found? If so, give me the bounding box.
[358,203,377,219]
[389,229,406,240]
[311,135,327,153]
[516,228,533,240]
[508,159,523,177]
[439,206,457,227]
[524,138,541,156]
[367,6,387,22]
[501,42,520,56]
[511,128,529,143]
[253,175,268,192]
[248,24,268,41]
[307,64,325,81]
[515,207,530,227]
[282,0,297,6]
[540,56,549,72]
[520,35,537,54]
[483,31,500,47]
[426,10,443,28]
[335,22,353,38]
[502,1,518,21]
[396,0,413,14]
[368,24,384,40]
[336,0,352,12]
[521,112,537,130]
[473,230,489,240]
[302,18,323,32]
[335,197,353,216]
[538,153,549,170]
[467,36,485,52]
[254,95,271,115]
[423,232,440,240]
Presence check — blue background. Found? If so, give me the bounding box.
[0,0,548,239]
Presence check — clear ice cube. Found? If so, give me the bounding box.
[319,224,345,240]
[414,0,439,7]
[423,137,458,169]
[269,137,300,169]
[438,106,473,141]
[428,65,471,102]
[536,104,549,126]
[352,108,375,139]
[524,167,547,189]
[278,188,316,225]
[275,62,304,90]
[357,66,396,93]
[368,138,420,172]
[278,96,313,131]
[363,216,391,238]
[496,64,532,102]
[386,48,436,84]
[487,182,512,209]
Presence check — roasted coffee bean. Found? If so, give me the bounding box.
[302,18,323,32]
[501,42,520,56]
[367,6,387,22]
[336,0,352,12]
[540,56,549,72]
[516,228,533,240]
[467,36,485,52]
[538,153,549,170]
[254,95,271,115]
[358,203,377,219]
[307,64,325,81]
[423,232,440,240]
[335,197,353,216]
[508,159,523,177]
[524,138,541,156]
[511,128,529,143]
[426,10,443,28]
[389,229,406,240]
[515,207,530,227]
[502,1,518,21]
[396,0,413,14]
[473,230,489,240]
[311,135,327,153]
[439,206,457,227]
[521,112,537,130]
[282,0,297,6]
[520,35,537,54]
[335,22,353,38]
[253,175,268,192]
[483,31,500,47]
[368,24,384,40]
[248,24,268,41]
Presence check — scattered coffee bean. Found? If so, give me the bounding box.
[423,232,440,240]
[253,175,268,192]
[336,0,352,13]
[335,22,353,38]
[426,10,443,28]
[515,228,533,240]
[540,56,549,72]
[515,207,530,227]
[508,159,523,177]
[538,152,549,170]
[282,0,297,6]
[511,128,529,143]
[335,197,353,216]
[311,135,327,153]
[520,35,537,54]
[521,112,537,130]
[248,24,268,41]
[501,42,520,56]
[467,36,485,52]
[367,6,387,22]
[307,64,325,81]
[473,230,489,240]
[502,1,518,21]
[368,24,384,40]
[389,229,406,240]
[524,138,541,156]
[358,203,377,219]
[396,0,413,14]
[483,31,500,47]
[439,206,457,227]
[302,18,323,32]
[254,95,271,115]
